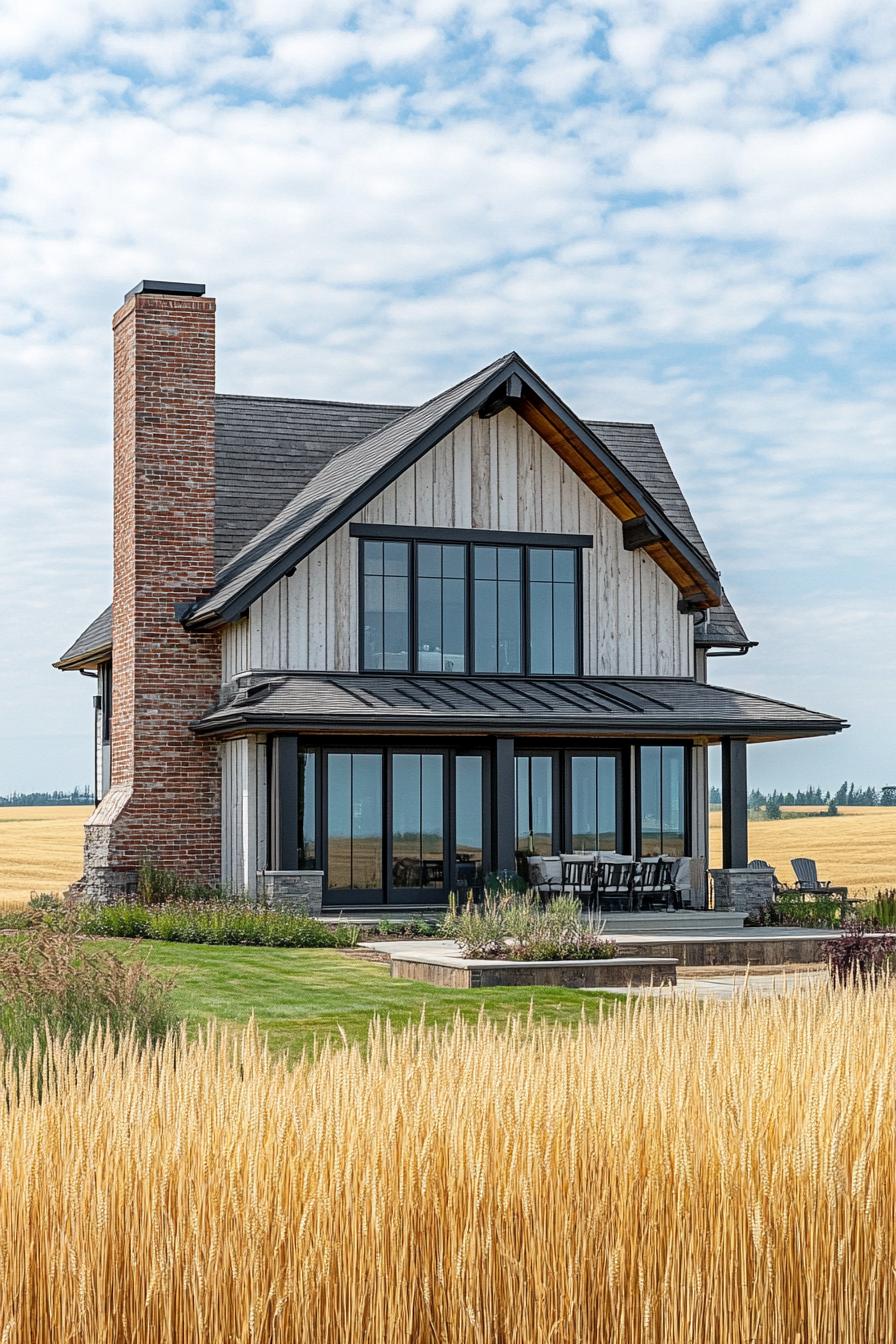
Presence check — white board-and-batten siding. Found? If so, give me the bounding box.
[221,409,694,681]
[220,736,266,898]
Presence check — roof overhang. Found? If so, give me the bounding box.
[183,354,722,630]
[193,673,847,744]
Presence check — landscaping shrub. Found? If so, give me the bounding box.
[748,893,843,928]
[443,890,615,961]
[78,900,360,949]
[0,928,175,1053]
[859,889,896,927]
[825,917,896,984]
[136,859,235,905]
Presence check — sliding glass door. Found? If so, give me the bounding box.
[567,752,622,852]
[315,746,489,906]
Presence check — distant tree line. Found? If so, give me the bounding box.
[710,783,896,809]
[0,785,93,807]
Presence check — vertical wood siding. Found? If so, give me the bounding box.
[220,736,263,897]
[235,408,694,677]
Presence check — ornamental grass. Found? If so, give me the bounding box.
[3,984,896,1343]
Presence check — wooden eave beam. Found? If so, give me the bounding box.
[516,392,720,609]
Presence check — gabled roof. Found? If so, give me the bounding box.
[56,359,753,668]
[54,604,112,670]
[195,672,846,743]
[184,353,723,629]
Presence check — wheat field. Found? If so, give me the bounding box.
[3,988,896,1343]
[0,805,92,905]
[709,805,896,894]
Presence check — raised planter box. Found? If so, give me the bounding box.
[390,952,676,990]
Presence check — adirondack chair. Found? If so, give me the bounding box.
[748,858,786,895]
[790,857,850,918]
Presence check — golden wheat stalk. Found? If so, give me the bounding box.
[1,983,895,1342]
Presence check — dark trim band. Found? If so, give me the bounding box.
[350,523,593,548]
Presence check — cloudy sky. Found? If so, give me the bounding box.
[1,0,893,794]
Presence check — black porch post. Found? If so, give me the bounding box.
[721,737,748,868]
[493,736,516,875]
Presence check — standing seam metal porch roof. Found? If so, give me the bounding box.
[194,674,846,741]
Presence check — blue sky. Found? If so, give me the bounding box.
[0,0,893,794]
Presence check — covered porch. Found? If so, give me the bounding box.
[198,671,847,912]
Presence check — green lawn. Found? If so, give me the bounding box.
[98,940,613,1055]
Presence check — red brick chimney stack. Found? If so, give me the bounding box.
[83,281,221,896]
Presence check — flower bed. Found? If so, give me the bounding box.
[441,891,616,962]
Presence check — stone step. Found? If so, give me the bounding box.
[600,912,747,934]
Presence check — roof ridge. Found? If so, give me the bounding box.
[215,392,411,412]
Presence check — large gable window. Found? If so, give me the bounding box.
[357,527,585,676]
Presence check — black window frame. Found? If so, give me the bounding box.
[354,526,588,677]
[634,742,691,859]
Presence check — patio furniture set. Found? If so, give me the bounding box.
[526,853,686,912]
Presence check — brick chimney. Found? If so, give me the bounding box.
[83,281,222,897]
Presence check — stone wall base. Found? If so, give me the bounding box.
[258,870,324,916]
[710,868,774,917]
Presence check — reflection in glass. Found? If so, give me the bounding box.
[362,540,409,670]
[416,544,466,672]
[392,753,444,888]
[297,750,316,867]
[571,755,619,851]
[661,746,686,857]
[327,752,383,889]
[473,546,522,673]
[515,755,553,857]
[528,547,577,675]
[639,745,685,857]
[455,755,484,892]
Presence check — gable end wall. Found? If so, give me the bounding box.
[222,409,693,680]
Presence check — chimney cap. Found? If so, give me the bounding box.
[125,280,207,300]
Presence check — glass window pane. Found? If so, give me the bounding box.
[474,579,497,672]
[553,548,575,582]
[383,576,409,670]
[326,754,352,889]
[383,541,408,576]
[363,575,384,671]
[443,544,465,579]
[455,756,484,892]
[597,756,618,850]
[363,540,383,574]
[497,580,522,672]
[392,753,421,888]
[552,580,576,674]
[474,546,496,579]
[443,577,466,672]
[417,543,441,577]
[528,583,552,674]
[417,576,442,670]
[392,753,444,889]
[498,547,520,580]
[662,746,686,857]
[639,746,662,858]
[420,755,444,886]
[529,548,551,581]
[515,756,553,856]
[571,756,597,850]
[298,750,316,868]
[352,754,382,888]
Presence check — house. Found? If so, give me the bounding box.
[55,280,847,911]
